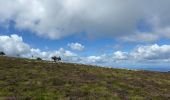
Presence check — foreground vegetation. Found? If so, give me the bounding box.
[0,56,170,100]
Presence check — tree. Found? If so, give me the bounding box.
[51,56,61,62]
[37,57,42,61]
[51,56,57,62]
[0,52,5,56]
[58,56,61,61]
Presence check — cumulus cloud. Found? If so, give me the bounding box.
[0,34,77,61]
[30,44,170,64]
[113,51,129,60]
[131,44,170,61]
[111,44,170,64]
[26,44,170,65]
[0,34,106,65]
[30,48,77,61]
[1,34,170,67]
[68,42,84,51]
[0,34,30,56]
[0,0,170,41]
[30,48,50,59]
[82,55,106,64]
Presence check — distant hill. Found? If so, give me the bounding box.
[0,56,170,100]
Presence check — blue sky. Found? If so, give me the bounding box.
[0,0,170,71]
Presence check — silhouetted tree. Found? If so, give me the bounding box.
[51,56,57,62]
[58,56,61,61]
[51,56,61,62]
[37,57,42,61]
[0,52,5,56]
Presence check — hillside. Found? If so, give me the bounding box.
[0,56,170,100]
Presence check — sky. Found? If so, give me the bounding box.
[0,0,170,71]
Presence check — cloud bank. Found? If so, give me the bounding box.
[0,0,170,41]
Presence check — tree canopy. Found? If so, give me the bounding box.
[0,52,5,56]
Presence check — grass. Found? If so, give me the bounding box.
[0,56,170,100]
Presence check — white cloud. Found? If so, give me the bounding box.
[84,56,103,63]
[1,34,170,68]
[78,54,108,65]
[30,48,50,59]
[0,34,30,56]
[30,48,77,61]
[131,44,170,61]
[0,34,77,61]
[52,48,77,57]
[111,44,170,64]
[113,51,128,60]
[23,43,170,65]
[1,0,170,41]
[68,43,84,51]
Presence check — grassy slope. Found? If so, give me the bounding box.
[0,56,170,100]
